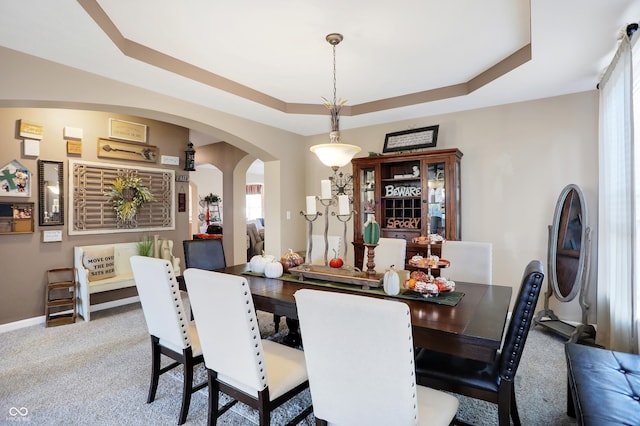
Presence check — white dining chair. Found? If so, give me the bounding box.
[295,289,459,425]
[129,256,206,425]
[183,268,312,426]
[308,234,342,265]
[440,240,493,284]
[362,237,407,272]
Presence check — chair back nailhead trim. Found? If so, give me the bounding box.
[498,262,544,381]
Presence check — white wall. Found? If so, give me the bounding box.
[191,165,224,227]
[305,91,599,324]
[0,46,599,325]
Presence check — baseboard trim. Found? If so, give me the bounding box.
[0,315,46,333]
[1,296,140,333]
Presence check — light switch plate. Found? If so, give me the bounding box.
[161,155,180,165]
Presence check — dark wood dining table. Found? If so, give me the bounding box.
[204,264,512,363]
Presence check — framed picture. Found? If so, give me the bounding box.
[108,118,147,143]
[383,125,439,153]
[0,160,31,197]
[98,138,158,163]
[18,120,44,140]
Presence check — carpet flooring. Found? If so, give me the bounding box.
[0,303,577,425]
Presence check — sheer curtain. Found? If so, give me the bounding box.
[597,33,639,353]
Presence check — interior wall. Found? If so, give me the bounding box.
[0,108,190,324]
[0,46,310,274]
[305,91,599,325]
[191,165,224,230]
[0,46,598,327]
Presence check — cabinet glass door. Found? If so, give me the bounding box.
[426,162,446,237]
[379,160,422,240]
[359,167,376,227]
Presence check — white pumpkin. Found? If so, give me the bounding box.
[383,267,400,296]
[249,252,275,274]
[264,260,284,278]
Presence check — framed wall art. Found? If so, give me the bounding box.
[98,138,158,163]
[383,125,439,153]
[0,160,31,197]
[68,160,174,235]
[108,118,147,143]
[18,120,44,140]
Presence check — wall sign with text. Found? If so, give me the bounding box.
[383,125,439,153]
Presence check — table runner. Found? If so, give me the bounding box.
[242,271,464,306]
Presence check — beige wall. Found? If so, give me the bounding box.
[0,46,598,327]
[305,91,599,323]
[0,108,190,324]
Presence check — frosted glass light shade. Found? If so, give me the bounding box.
[310,143,361,168]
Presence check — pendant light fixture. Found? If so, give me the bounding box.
[310,33,361,171]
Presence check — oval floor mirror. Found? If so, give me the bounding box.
[534,184,596,343]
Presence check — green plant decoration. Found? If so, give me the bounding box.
[203,193,221,204]
[137,235,153,256]
[105,176,154,222]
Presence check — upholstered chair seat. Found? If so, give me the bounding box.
[295,289,458,425]
[415,260,544,426]
[439,240,493,284]
[362,237,407,272]
[130,255,206,425]
[183,268,312,426]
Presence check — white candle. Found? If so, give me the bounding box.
[338,194,350,215]
[306,196,317,215]
[321,179,332,200]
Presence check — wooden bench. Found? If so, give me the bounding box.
[74,242,179,321]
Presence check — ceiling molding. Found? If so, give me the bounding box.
[78,0,531,117]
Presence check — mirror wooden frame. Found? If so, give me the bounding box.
[38,160,64,226]
[534,184,596,343]
[548,184,588,302]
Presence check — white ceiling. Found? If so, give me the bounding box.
[1,1,639,136]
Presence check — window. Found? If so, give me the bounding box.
[246,184,263,220]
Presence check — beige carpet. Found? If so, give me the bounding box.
[0,303,576,425]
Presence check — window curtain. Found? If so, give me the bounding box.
[246,184,263,195]
[597,34,638,353]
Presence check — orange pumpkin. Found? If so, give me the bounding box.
[280,249,304,272]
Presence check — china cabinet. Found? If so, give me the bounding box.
[351,149,462,268]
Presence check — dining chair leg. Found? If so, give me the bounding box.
[510,385,521,426]
[178,349,194,425]
[257,388,270,426]
[497,385,513,426]
[274,314,281,332]
[147,336,161,403]
[207,370,219,426]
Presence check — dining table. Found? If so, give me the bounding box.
[194,263,513,363]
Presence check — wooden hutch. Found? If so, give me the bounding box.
[351,149,462,268]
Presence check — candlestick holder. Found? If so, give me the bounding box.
[332,210,356,261]
[300,210,322,264]
[317,196,336,265]
[364,243,378,276]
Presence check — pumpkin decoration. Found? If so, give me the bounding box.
[280,249,304,272]
[249,252,275,274]
[383,266,401,296]
[264,259,284,278]
[363,215,380,245]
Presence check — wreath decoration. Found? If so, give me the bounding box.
[105,176,154,222]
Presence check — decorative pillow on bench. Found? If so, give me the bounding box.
[82,248,116,282]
